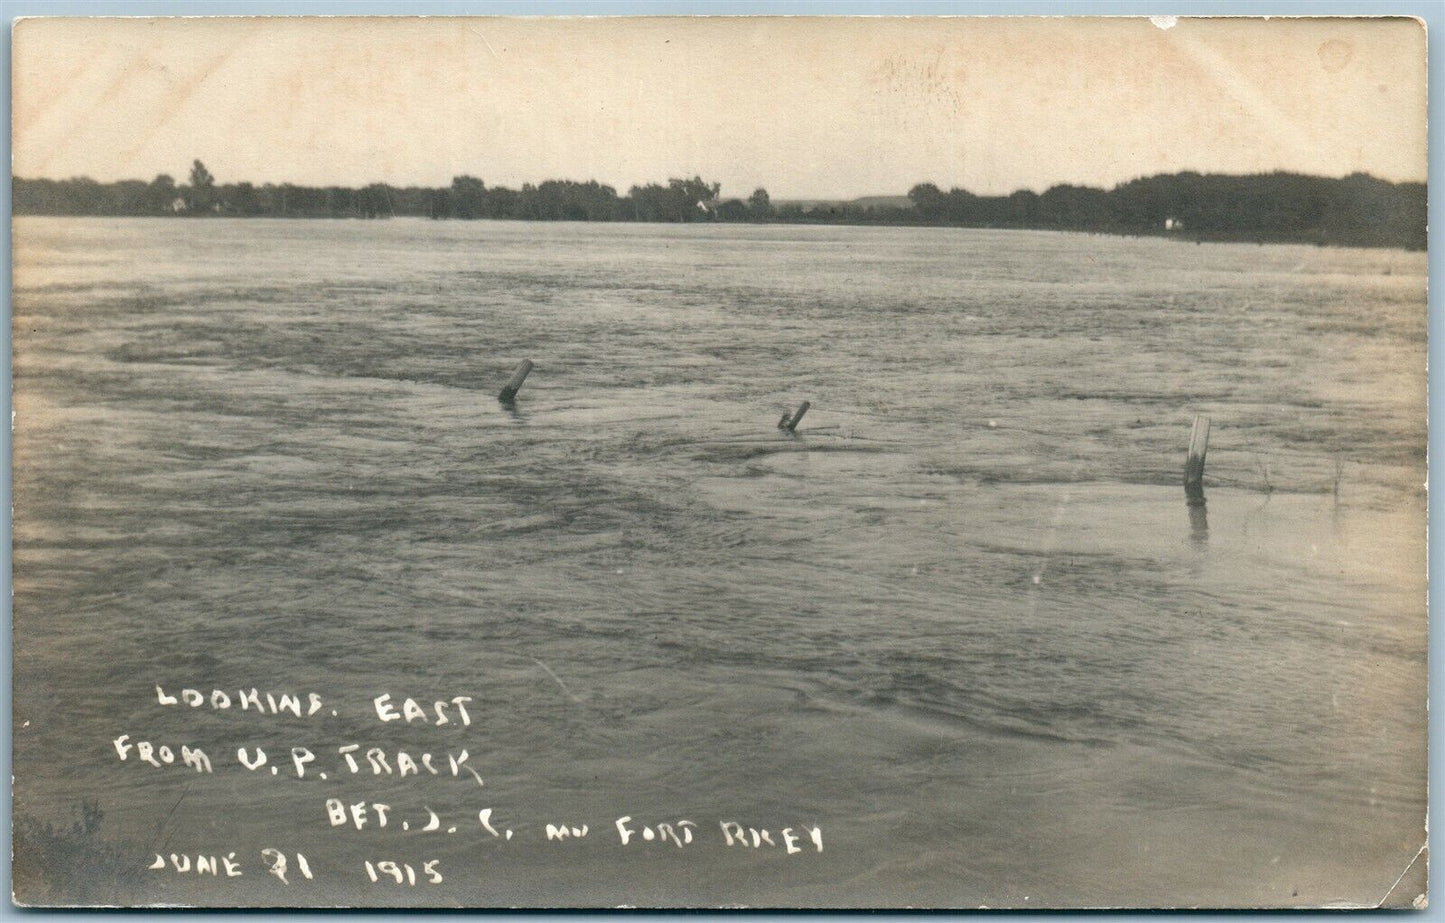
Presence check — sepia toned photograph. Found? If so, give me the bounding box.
[9,14,1429,909]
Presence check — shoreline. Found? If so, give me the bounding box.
[11,211,1425,253]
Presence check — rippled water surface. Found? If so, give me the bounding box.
[12,217,1427,907]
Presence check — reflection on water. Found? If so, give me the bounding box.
[10,217,1427,908]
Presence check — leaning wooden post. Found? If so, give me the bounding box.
[499,360,533,403]
[1184,414,1210,506]
[778,401,810,433]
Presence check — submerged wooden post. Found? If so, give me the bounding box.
[778,401,810,433]
[499,360,533,403]
[1189,502,1209,545]
[1184,414,1210,506]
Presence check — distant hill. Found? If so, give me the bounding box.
[851,196,914,209]
[775,195,913,210]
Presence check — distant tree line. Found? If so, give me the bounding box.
[12,160,1426,249]
[904,171,1425,250]
[13,161,403,221]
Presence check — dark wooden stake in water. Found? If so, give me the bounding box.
[778,401,810,433]
[1184,414,1210,506]
[1189,503,1209,546]
[499,360,534,403]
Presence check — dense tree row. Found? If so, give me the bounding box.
[12,161,729,224]
[904,171,1426,249]
[13,163,410,220]
[12,160,1426,249]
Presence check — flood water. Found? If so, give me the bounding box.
[11,217,1427,908]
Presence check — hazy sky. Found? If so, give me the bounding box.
[12,16,1428,199]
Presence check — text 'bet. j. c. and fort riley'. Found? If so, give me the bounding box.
[107,684,823,889]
